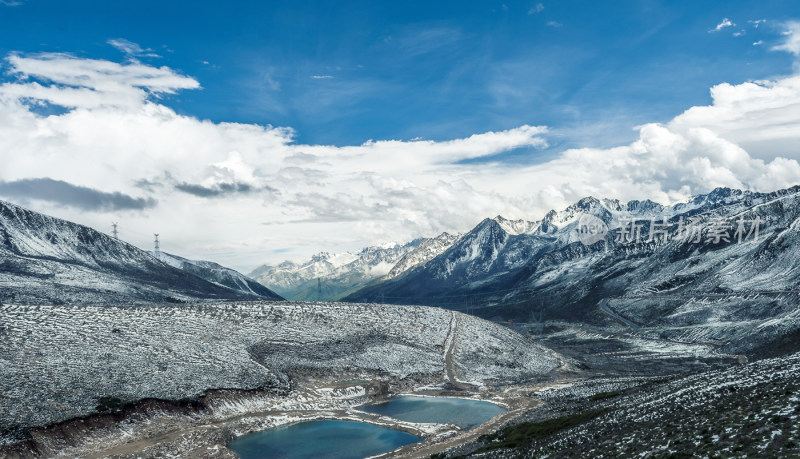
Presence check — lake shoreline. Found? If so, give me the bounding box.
[0,376,564,458]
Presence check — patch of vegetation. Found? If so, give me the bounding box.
[95,395,123,413]
[333,379,370,386]
[590,390,621,401]
[476,408,610,452]
[164,296,187,303]
[177,396,196,405]
[0,424,28,441]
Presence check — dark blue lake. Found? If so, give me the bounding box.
[227,420,420,459]
[359,395,505,429]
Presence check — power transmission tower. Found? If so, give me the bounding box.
[111,222,118,239]
[317,278,322,302]
[153,234,160,255]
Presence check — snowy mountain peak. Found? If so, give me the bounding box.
[542,198,612,230]
[625,199,664,214]
[569,196,614,216]
[385,232,460,279]
[492,215,538,235]
[575,196,602,209]
[365,240,403,251]
[699,186,742,203]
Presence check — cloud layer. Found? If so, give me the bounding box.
[0,178,157,211]
[2,28,800,269]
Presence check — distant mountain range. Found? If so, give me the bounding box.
[248,240,424,301]
[0,200,282,305]
[342,186,800,355]
[254,186,800,319]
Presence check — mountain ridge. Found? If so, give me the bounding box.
[0,199,281,305]
[151,251,282,300]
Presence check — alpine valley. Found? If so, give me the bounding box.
[2,186,800,458]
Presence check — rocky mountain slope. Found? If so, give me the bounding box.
[0,200,280,305]
[0,301,562,446]
[248,241,424,301]
[385,232,460,280]
[450,350,800,458]
[152,251,282,300]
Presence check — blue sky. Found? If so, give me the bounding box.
[3,0,798,155]
[2,1,800,270]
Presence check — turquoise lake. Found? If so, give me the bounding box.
[359,395,506,429]
[228,396,505,458]
[227,419,420,459]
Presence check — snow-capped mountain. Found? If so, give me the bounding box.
[248,240,423,300]
[491,215,539,235]
[151,251,282,300]
[345,186,800,355]
[385,232,460,280]
[347,214,557,304]
[0,200,280,305]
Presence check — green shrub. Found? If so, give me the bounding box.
[95,395,123,413]
[476,408,609,452]
[590,391,621,401]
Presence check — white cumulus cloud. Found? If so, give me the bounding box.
[107,38,161,60]
[528,3,544,14]
[772,21,800,56]
[710,18,735,33]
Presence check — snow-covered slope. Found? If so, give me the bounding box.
[385,232,460,280]
[248,241,423,300]
[477,351,800,457]
[152,251,282,300]
[0,301,562,443]
[346,186,800,354]
[0,200,273,305]
[492,215,538,235]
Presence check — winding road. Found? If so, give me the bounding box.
[598,298,641,330]
[598,290,800,331]
[444,312,472,391]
